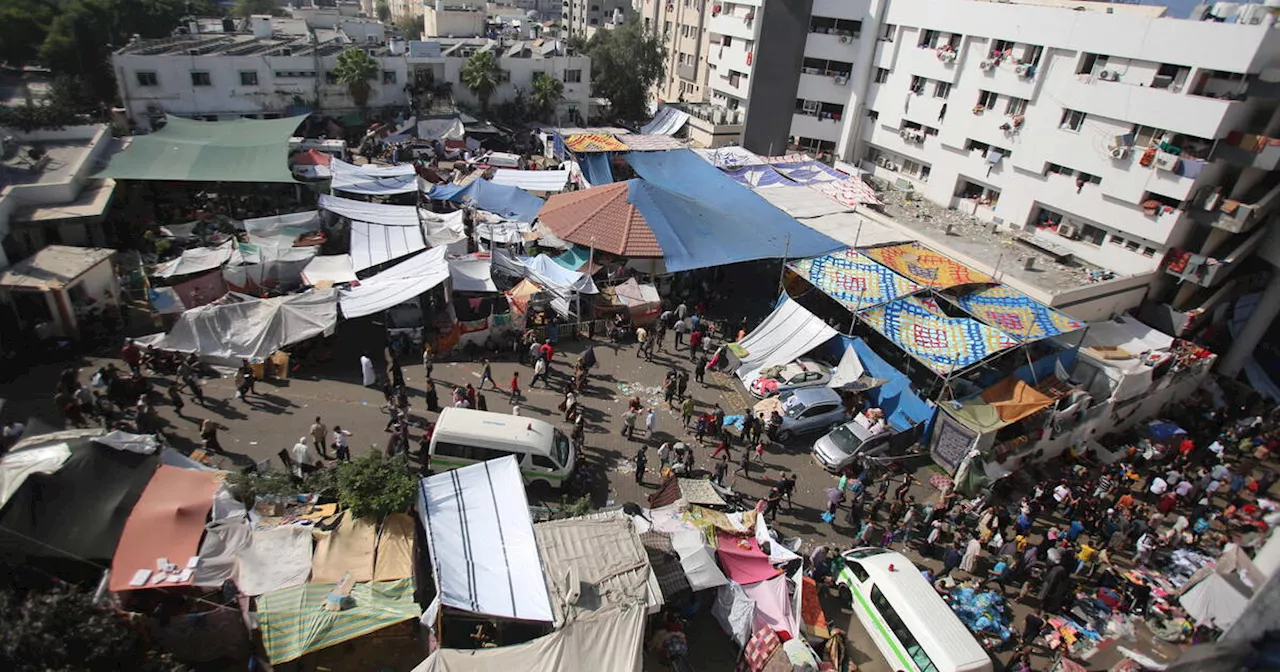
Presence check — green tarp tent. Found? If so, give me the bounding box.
[257,578,418,664]
[96,115,306,183]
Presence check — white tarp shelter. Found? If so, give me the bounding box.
[417,455,553,622]
[669,529,728,591]
[412,606,644,672]
[448,255,497,292]
[339,247,449,319]
[152,239,237,279]
[474,215,530,245]
[534,517,658,626]
[139,289,338,362]
[488,169,570,192]
[1072,316,1177,403]
[418,117,466,141]
[712,581,756,647]
[0,442,72,509]
[641,106,691,136]
[422,209,467,246]
[319,194,421,228]
[757,186,850,219]
[233,525,314,596]
[1177,545,1264,630]
[349,219,427,272]
[301,255,358,286]
[242,211,320,238]
[330,158,417,195]
[492,252,598,317]
[735,296,837,381]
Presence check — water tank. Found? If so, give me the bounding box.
[250,14,273,39]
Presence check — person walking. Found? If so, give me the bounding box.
[681,397,695,428]
[622,408,638,440]
[331,426,353,461]
[961,535,983,575]
[310,416,330,458]
[735,446,752,478]
[634,446,648,485]
[360,353,376,387]
[167,381,186,418]
[635,326,648,357]
[531,357,548,388]
[422,343,434,379]
[426,380,440,412]
[657,442,672,471]
[465,384,477,409]
[688,329,703,361]
[654,320,667,352]
[663,373,678,408]
[712,454,729,485]
[674,318,688,350]
[676,371,689,400]
[754,439,767,464]
[694,356,707,385]
[765,486,783,522]
[644,407,656,438]
[509,372,521,403]
[779,473,797,510]
[710,437,732,460]
[479,359,496,390]
[200,419,223,454]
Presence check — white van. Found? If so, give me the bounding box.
[429,408,575,490]
[835,547,994,672]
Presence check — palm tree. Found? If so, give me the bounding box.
[333,47,378,110]
[530,72,564,123]
[461,50,500,116]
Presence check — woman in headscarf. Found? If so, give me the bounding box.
[960,534,983,574]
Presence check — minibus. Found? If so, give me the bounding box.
[428,408,575,489]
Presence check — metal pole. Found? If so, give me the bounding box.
[777,234,790,297]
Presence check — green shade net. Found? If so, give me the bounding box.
[96,115,307,183]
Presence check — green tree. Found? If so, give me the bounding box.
[585,21,665,122]
[234,0,280,16]
[0,75,90,131]
[0,585,189,672]
[333,46,379,110]
[0,0,58,67]
[529,72,564,122]
[375,1,390,22]
[394,14,422,40]
[335,453,418,521]
[461,49,500,116]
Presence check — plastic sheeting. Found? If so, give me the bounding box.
[311,513,378,583]
[489,168,570,192]
[417,455,553,622]
[669,529,728,591]
[152,240,237,278]
[330,158,417,195]
[721,165,794,189]
[319,194,421,228]
[421,209,466,246]
[713,581,756,647]
[448,255,497,292]
[258,578,418,664]
[301,255,357,286]
[840,337,935,431]
[624,150,844,272]
[641,106,691,135]
[193,516,251,588]
[715,531,782,584]
[349,219,426,272]
[373,513,415,581]
[428,180,544,223]
[0,442,71,510]
[954,285,1084,342]
[769,160,844,185]
[757,186,850,219]
[580,152,614,186]
[863,242,994,289]
[339,247,449,319]
[979,377,1054,424]
[735,296,837,380]
[789,248,922,311]
[796,212,911,249]
[859,296,1020,376]
[95,114,304,183]
[143,289,337,362]
[692,146,766,168]
[743,574,800,639]
[235,525,314,596]
[418,117,466,141]
[242,211,320,238]
[109,465,222,591]
[534,517,655,625]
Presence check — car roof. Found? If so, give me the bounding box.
[788,387,842,405]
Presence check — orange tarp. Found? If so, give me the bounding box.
[980,377,1054,424]
[110,465,222,591]
[800,576,831,639]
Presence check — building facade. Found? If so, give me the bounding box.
[634,0,711,104]
[563,0,628,38]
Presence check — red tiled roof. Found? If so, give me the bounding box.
[536,182,663,258]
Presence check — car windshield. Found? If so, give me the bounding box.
[828,425,861,454]
[552,429,570,468]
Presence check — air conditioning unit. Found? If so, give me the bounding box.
[834,75,849,85]
[886,163,900,172]
[1153,150,1180,171]
[1098,70,1115,81]
[1015,64,1029,76]
[938,50,957,63]
[907,131,925,143]
[1057,224,1079,239]
[840,35,852,44]
[1110,146,1131,160]
[875,155,889,167]
[979,60,995,71]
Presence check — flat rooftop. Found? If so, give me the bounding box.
[116,33,389,58]
[0,139,92,189]
[872,188,1110,294]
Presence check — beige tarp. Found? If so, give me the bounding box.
[310,513,377,583]
[373,513,415,581]
[980,377,1054,424]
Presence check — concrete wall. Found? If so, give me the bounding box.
[424,8,487,37]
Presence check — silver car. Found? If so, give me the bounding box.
[813,419,909,473]
[754,387,849,442]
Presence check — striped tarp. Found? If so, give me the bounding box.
[257,578,418,663]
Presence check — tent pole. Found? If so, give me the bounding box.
[776,234,791,298]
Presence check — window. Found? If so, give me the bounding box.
[991,39,1014,53]
[874,68,890,84]
[564,69,582,83]
[1060,109,1086,131]
[870,586,939,672]
[1132,124,1165,148]
[1046,163,1074,177]
[275,71,316,79]
[1080,224,1107,246]
[1109,234,1126,246]
[1143,246,1157,257]
[590,3,599,9]
[664,20,672,35]
[1125,240,1141,251]
[531,455,559,470]
[729,71,743,87]
[383,71,397,84]
[136,71,158,87]
[810,16,863,37]
[847,561,869,583]
[723,36,732,47]
[1079,172,1101,185]
[797,98,820,115]
[1022,44,1044,66]
[1005,96,1026,116]
[589,18,598,25]
[919,29,939,48]
[190,71,211,86]
[879,23,896,42]
[909,76,925,94]
[977,90,998,109]
[867,109,879,123]
[239,71,259,86]
[933,81,951,99]
[1077,52,1107,76]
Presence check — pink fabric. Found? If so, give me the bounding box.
[716,532,781,585]
[742,575,798,641]
[172,270,228,309]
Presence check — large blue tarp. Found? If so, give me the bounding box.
[428,179,544,222]
[623,150,843,272]
[551,245,592,271]
[580,152,614,186]
[828,336,934,432]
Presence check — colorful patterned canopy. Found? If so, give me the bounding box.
[953,284,1085,342]
[722,164,794,188]
[859,295,1019,375]
[563,133,630,153]
[817,177,883,207]
[789,248,922,310]
[863,242,994,289]
[769,160,844,184]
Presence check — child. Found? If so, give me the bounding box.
[694,415,709,443]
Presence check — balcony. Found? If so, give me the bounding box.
[1211,133,1280,172]
[1163,225,1268,288]
[791,112,843,142]
[1056,76,1246,140]
[675,102,745,148]
[1191,172,1280,234]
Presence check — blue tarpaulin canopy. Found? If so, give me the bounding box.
[428,179,544,222]
[580,153,615,186]
[551,245,593,271]
[623,150,843,272]
[1146,420,1187,442]
[832,336,934,432]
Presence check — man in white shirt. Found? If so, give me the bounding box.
[1149,476,1169,503]
[360,353,376,387]
[1208,440,1225,458]
[291,437,320,477]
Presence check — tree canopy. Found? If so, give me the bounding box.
[375,1,390,22]
[461,50,501,116]
[333,47,379,109]
[530,72,564,123]
[584,21,665,123]
[394,14,422,40]
[334,453,418,521]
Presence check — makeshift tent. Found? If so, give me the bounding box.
[789,247,922,311]
[692,146,766,168]
[715,531,782,584]
[109,465,222,591]
[613,278,661,324]
[292,149,332,166]
[1081,315,1174,356]
[489,168,571,192]
[349,218,427,272]
[301,255,358,286]
[863,242,993,289]
[0,431,158,578]
[234,525,314,596]
[141,289,338,361]
[859,296,1019,376]
[418,117,466,141]
[622,134,686,151]
[448,254,497,293]
[743,574,800,639]
[818,176,883,208]
[828,345,886,392]
[641,106,691,135]
[257,578,418,664]
[242,211,320,238]
[978,377,1055,425]
[428,179,544,223]
[412,606,644,672]
[842,337,934,431]
[339,247,449,319]
[721,165,795,189]
[624,150,843,272]
[536,181,663,257]
[492,251,598,317]
[953,285,1084,342]
[669,529,728,591]
[318,194,421,228]
[1177,546,1264,629]
[734,296,838,380]
[152,240,238,278]
[550,246,593,272]
[506,278,542,313]
[95,115,304,183]
[472,213,530,244]
[534,517,657,625]
[757,185,850,218]
[373,513,415,581]
[713,581,756,647]
[564,133,629,152]
[417,455,553,622]
[330,158,418,195]
[311,513,378,583]
[421,209,467,246]
[579,153,614,186]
